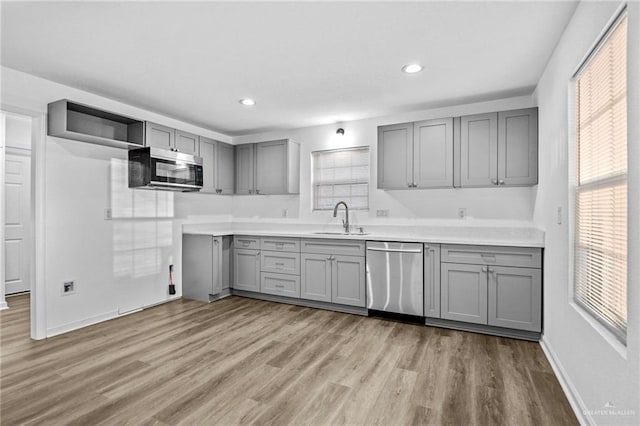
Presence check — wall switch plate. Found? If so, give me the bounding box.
[376,209,389,217]
[104,208,112,220]
[458,208,467,219]
[62,280,76,295]
[557,206,562,225]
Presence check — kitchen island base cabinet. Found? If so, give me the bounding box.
[332,255,366,308]
[300,254,332,303]
[233,248,261,292]
[440,263,488,325]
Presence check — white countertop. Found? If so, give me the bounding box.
[182,221,544,247]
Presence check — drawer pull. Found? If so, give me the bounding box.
[275,262,285,269]
[275,243,284,249]
[275,284,285,289]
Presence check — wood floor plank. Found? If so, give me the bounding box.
[0,295,578,425]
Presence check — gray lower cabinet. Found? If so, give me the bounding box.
[182,234,222,302]
[488,266,542,332]
[424,244,441,318]
[332,255,366,307]
[440,263,488,325]
[440,244,543,333]
[233,248,261,292]
[301,239,366,307]
[261,272,300,298]
[300,253,332,302]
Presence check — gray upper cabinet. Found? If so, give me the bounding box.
[255,139,300,195]
[145,121,200,156]
[300,253,332,302]
[200,137,235,195]
[424,243,441,319]
[413,118,454,188]
[498,108,538,186]
[440,263,488,325]
[217,142,235,194]
[199,137,218,193]
[235,143,255,195]
[459,108,538,188]
[377,122,413,189]
[145,121,175,150]
[331,255,366,307]
[488,266,542,332]
[175,130,199,156]
[378,118,454,190]
[460,112,498,187]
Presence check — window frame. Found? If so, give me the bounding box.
[568,7,628,347]
[311,146,370,212]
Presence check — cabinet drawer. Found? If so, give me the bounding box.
[261,237,300,252]
[261,272,300,298]
[234,236,260,250]
[261,251,300,275]
[441,245,541,268]
[301,239,365,256]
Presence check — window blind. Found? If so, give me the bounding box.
[574,14,627,343]
[312,147,369,210]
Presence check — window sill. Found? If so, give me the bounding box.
[569,301,627,359]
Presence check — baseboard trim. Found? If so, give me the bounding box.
[539,336,592,425]
[231,290,368,316]
[46,310,119,338]
[425,317,541,341]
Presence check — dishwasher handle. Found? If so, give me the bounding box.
[366,247,423,253]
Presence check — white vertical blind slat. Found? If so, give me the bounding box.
[312,147,370,210]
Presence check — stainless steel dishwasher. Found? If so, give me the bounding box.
[366,241,424,316]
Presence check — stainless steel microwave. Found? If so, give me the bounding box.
[128,147,203,192]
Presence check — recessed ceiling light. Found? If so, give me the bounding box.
[401,64,423,74]
[239,98,256,106]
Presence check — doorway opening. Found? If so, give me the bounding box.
[1,110,34,330]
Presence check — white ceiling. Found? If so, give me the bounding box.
[1,1,577,136]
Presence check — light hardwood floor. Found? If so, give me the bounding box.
[0,294,576,425]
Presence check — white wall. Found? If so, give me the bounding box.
[533,2,639,424]
[1,67,233,336]
[232,96,538,227]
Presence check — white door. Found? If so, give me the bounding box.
[4,152,31,294]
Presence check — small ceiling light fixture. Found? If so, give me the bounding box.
[239,98,256,106]
[401,63,423,74]
[336,128,345,136]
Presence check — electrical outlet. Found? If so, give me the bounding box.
[62,280,76,295]
[104,208,112,220]
[458,208,467,219]
[376,209,389,217]
[282,209,288,218]
[557,206,562,225]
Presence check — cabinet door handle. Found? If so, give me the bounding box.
[256,189,260,194]
[256,251,261,256]
[481,266,488,272]
[498,180,505,185]
[327,256,332,260]
[488,267,495,273]
[408,183,413,188]
[214,239,219,246]
[491,179,498,185]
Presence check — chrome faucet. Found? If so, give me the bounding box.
[333,201,349,233]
